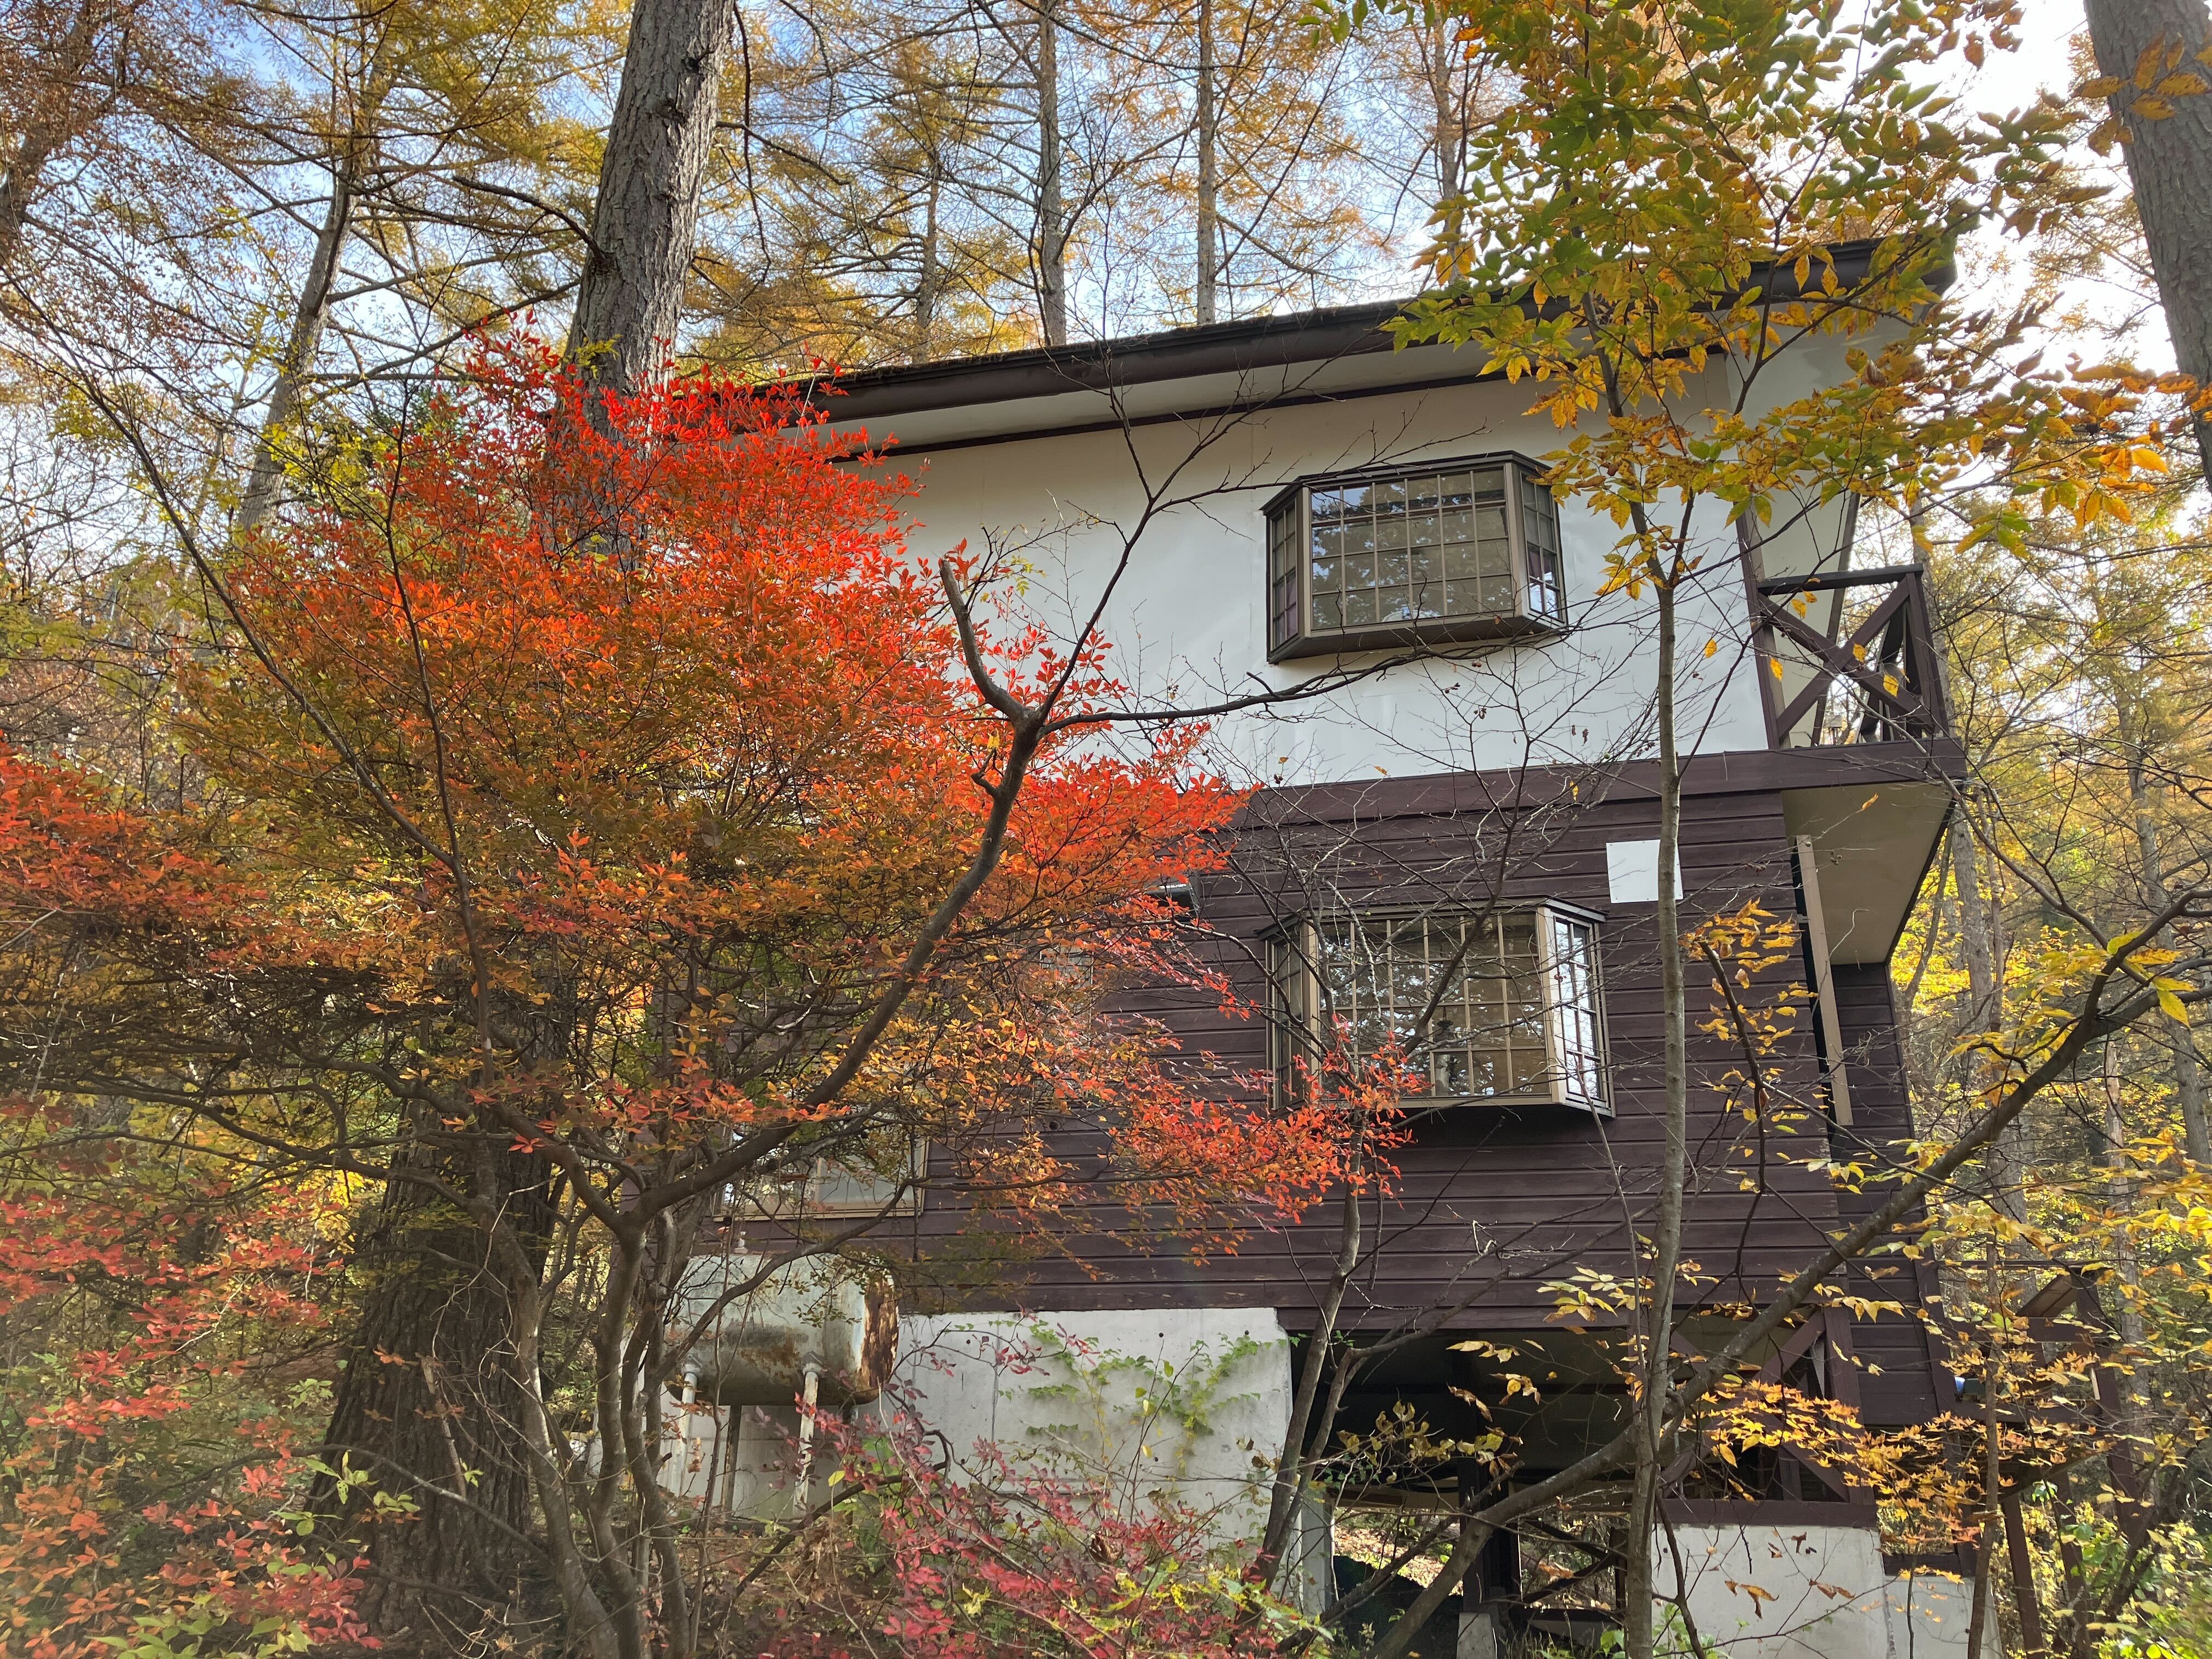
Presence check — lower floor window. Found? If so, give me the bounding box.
[1268,905,1607,1110]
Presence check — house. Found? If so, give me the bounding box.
[672,264,1982,1658]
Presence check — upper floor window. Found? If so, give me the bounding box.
[1265,454,1566,659]
[1268,905,1607,1111]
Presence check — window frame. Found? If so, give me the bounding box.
[1262,451,1569,661]
[719,1139,928,1221]
[1266,901,1611,1115]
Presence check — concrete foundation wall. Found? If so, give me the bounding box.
[661,1305,1300,1544]
[889,1307,1294,1543]
[1661,1521,1987,1659]
[659,1311,1982,1658]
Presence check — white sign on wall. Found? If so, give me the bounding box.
[1606,838,1685,906]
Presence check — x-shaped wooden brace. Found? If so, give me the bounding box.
[1759,581,1927,740]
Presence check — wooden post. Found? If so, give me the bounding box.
[1795,834,1854,1125]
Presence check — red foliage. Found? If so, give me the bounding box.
[175,336,1344,1229]
[0,337,1370,1656]
[737,1413,1317,1659]
[0,1099,369,1658]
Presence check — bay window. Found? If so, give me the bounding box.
[1268,905,1608,1111]
[1265,454,1567,658]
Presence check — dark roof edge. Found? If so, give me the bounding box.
[810,296,1410,423]
[800,238,1943,425]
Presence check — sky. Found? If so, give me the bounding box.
[1941,0,2176,370]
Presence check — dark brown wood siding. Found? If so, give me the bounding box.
[909,757,1940,1407]
[1831,961,1952,1425]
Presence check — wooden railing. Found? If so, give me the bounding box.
[1752,563,1948,747]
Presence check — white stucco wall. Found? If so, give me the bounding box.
[659,1306,1321,1597]
[851,349,1857,789]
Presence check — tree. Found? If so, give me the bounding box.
[2083,0,2212,476]
[0,753,373,1659]
[1308,0,2191,1652]
[569,0,735,390]
[0,337,1357,1652]
[1892,495,2212,1657]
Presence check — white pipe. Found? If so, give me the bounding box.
[795,1365,821,1510]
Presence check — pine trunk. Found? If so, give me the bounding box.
[2084,0,2212,476]
[1035,0,1066,347]
[318,1152,555,1646]
[915,171,942,362]
[1194,0,1218,326]
[0,0,105,269]
[567,0,734,391]
[1429,24,1462,208]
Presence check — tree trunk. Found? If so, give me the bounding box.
[319,1155,554,1645]
[238,162,356,534]
[1035,0,1066,347]
[1624,569,1690,1659]
[915,169,942,362]
[2084,0,2212,476]
[1951,814,2028,1222]
[1427,22,1462,208]
[2128,757,2211,1161]
[0,0,107,272]
[1194,0,1218,325]
[567,0,735,392]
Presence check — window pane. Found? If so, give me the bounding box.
[1283,465,1567,646]
[1522,475,1565,620]
[1269,910,1605,1107]
[1509,1046,1550,1092]
[1549,915,1606,1102]
[1268,502,1300,648]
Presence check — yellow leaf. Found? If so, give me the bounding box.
[1704,639,1718,659]
[2160,987,2188,1024]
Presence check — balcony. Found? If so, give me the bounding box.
[1751,563,1949,748]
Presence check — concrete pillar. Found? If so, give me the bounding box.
[1657,1510,1990,1659]
[1456,1599,1502,1659]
